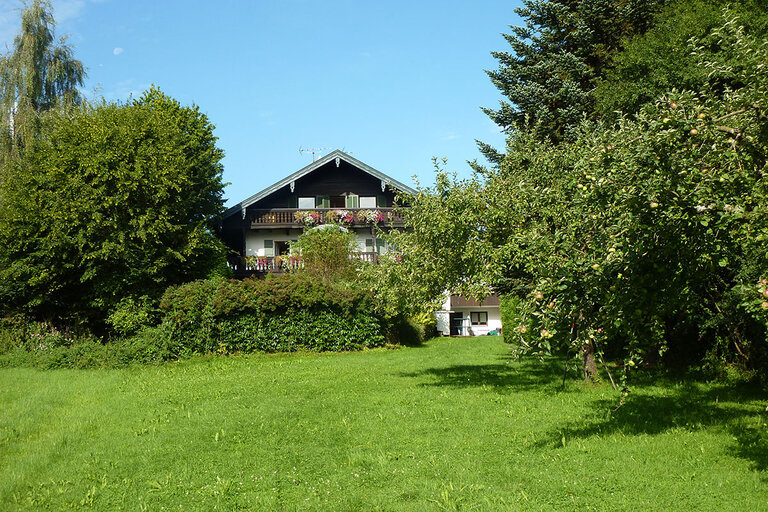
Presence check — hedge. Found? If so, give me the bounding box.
[158,273,385,356]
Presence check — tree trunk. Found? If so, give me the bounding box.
[581,338,600,383]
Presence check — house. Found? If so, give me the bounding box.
[219,150,416,276]
[435,294,503,336]
[220,149,503,337]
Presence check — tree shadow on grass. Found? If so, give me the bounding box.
[399,356,570,393]
[537,380,768,473]
[402,354,767,472]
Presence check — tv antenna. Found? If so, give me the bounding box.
[299,146,333,161]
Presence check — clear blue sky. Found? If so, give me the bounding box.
[0,0,523,206]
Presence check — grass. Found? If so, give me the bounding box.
[0,336,766,511]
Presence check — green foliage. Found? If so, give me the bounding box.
[395,13,768,380]
[381,313,436,346]
[291,224,360,280]
[0,318,176,369]
[499,294,522,341]
[367,159,492,317]
[106,296,159,337]
[594,0,768,120]
[481,15,768,376]
[0,87,227,327]
[479,0,664,155]
[158,274,384,356]
[0,316,27,354]
[0,0,85,156]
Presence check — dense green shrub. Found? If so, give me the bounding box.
[0,325,175,369]
[106,296,160,337]
[158,273,385,356]
[499,295,522,343]
[381,313,436,346]
[0,316,26,354]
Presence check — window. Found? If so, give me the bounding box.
[330,195,346,208]
[359,196,377,208]
[298,197,315,209]
[365,239,387,254]
[316,196,330,208]
[470,311,488,326]
[345,194,359,208]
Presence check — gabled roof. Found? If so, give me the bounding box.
[223,149,417,219]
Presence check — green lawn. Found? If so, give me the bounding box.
[0,336,766,511]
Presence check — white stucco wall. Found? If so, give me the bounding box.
[435,310,450,336]
[245,230,304,257]
[433,293,503,336]
[451,307,502,336]
[245,228,389,257]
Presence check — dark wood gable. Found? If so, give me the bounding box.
[246,158,398,212]
[218,151,414,263]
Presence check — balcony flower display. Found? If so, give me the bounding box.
[244,256,271,271]
[325,209,355,226]
[357,209,384,224]
[294,210,323,226]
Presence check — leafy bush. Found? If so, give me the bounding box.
[291,224,360,280]
[106,296,159,337]
[382,313,436,346]
[0,316,26,354]
[158,273,385,356]
[499,295,522,343]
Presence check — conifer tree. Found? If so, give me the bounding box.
[477,0,663,163]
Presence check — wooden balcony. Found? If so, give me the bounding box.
[230,252,380,278]
[247,208,406,229]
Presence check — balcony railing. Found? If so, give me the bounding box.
[247,207,406,228]
[230,252,380,277]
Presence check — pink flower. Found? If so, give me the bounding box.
[534,292,543,300]
[519,326,527,333]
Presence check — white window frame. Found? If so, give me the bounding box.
[298,197,315,209]
[359,196,377,208]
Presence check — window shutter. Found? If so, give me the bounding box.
[317,195,330,209]
[264,239,274,257]
[365,238,373,252]
[376,239,385,254]
[346,194,359,209]
[377,194,387,207]
[289,195,298,208]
